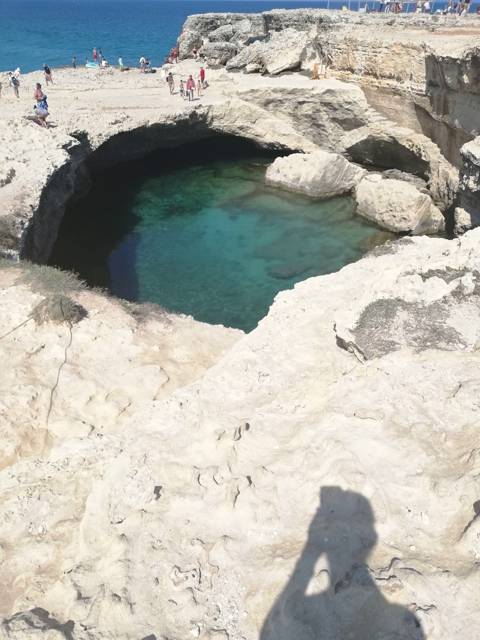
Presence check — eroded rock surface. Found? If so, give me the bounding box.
[1,230,480,639]
[178,10,480,163]
[0,262,241,463]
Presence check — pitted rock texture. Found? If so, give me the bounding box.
[1,231,480,638]
[0,262,241,460]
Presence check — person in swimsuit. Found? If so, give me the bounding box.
[33,83,49,127]
[43,64,53,85]
[93,48,98,62]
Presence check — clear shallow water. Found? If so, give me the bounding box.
[49,138,392,331]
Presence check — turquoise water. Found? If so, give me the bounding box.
[49,138,391,331]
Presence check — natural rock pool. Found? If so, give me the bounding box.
[49,138,392,331]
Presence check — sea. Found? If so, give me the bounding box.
[0,0,458,74]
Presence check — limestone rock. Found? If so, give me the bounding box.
[343,124,459,212]
[2,230,480,639]
[454,207,474,236]
[178,13,266,58]
[265,150,365,198]
[239,81,371,151]
[354,174,445,234]
[200,41,238,67]
[455,137,480,235]
[226,28,312,75]
[382,169,428,192]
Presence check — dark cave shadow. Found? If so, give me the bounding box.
[260,487,424,640]
[48,136,277,305]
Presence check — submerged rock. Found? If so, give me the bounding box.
[265,150,365,198]
[354,174,445,234]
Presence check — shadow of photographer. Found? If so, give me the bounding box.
[260,486,424,640]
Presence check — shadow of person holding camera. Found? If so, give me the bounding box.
[260,487,424,640]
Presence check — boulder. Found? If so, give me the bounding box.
[227,28,312,75]
[265,150,365,198]
[178,13,266,58]
[342,124,459,212]
[208,24,235,42]
[455,137,480,234]
[381,169,428,192]
[354,174,445,234]
[454,207,475,236]
[200,41,238,66]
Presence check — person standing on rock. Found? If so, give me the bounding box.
[9,72,19,98]
[167,72,175,94]
[43,64,53,85]
[200,66,206,88]
[186,74,195,101]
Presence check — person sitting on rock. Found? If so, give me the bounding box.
[33,83,49,127]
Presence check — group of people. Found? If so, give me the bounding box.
[376,0,473,12]
[165,66,207,102]
[1,64,51,127]
[2,44,208,128]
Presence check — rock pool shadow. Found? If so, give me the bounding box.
[48,164,143,300]
[260,487,424,640]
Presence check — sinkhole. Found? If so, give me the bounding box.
[49,136,392,332]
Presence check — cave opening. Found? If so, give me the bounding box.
[48,135,391,332]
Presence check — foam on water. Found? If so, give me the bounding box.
[49,138,392,331]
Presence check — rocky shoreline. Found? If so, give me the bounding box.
[0,9,480,640]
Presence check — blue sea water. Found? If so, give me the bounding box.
[0,0,344,73]
[0,0,461,74]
